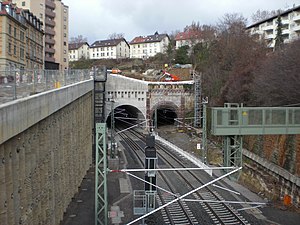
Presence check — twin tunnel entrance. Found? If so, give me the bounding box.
[106,105,178,129]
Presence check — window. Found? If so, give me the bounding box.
[64,58,66,62]
[64,41,66,46]
[8,24,11,35]
[8,43,11,53]
[20,31,24,41]
[14,45,16,55]
[20,47,24,59]
[107,52,109,56]
[14,27,17,37]
[22,1,25,6]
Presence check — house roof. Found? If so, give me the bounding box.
[69,42,89,50]
[175,30,202,41]
[247,4,300,29]
[90,38,127,48]
[130,32,169,44]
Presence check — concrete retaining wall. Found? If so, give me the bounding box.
[0,79,93,145]
[0,81,94,224]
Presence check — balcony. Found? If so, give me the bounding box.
[45,56,55,63]
[45,47,55,54]
[262,24,274,31]
[45,8,55,18]
[45,19,55,27]
[45,37,55,45]
[282,29,291,35]
[45,27,56,36]
[293,14,300,22]
[265,33,275,40]
[46,0,56,9]
[293,24,300,31]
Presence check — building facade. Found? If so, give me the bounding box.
[13,0,69,70]
[129,32,170,59]
[89,38,129,59]
[22,9,44,70]
[68,42,89,61]
[0,2,27,71]
[247,5,300,48]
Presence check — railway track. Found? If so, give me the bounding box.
[119,130,197,224]
[118,127,251,224]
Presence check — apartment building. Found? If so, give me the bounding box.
[69,42,89,61]
[0,2,44,71]
[247,5,300,48]
[0,2,27,71]
[89,38,130,59]
[13,0,69,70]
[22,9,44,70]
[129,32,170,59]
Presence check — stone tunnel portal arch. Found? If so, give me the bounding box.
[106,104,146,129]
[151,102,179,128]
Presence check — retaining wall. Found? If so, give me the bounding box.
[0,80,94,224]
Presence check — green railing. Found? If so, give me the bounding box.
[211,105,300,135]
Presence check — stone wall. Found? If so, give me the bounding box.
[0,92,93,224]
[240,149,300,208]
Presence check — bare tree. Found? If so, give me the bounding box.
[251,39,300,106]
[107,33,124,39]
[202,13,267,106]
[251,10,279,23]
[69,35,87,44]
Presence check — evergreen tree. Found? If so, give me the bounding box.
[274,16,284,51]
[174,45,190,64]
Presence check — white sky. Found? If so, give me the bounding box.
[62,0,299,43]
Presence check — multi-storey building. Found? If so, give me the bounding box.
[13,0,69,70]
[69,42,89,61]
[129,32,170,59]
[0,2,27,71]
[89,38,130,59]
[22,9,44,70]
[247,5,300,48]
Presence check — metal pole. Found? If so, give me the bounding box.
[110,99,115,158]
[202,97,208,164]
[154,108,157,129]
[95,123,108,225]
[13,68,16,100]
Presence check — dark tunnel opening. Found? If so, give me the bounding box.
[107,105,143,129]
[153,108,177,127]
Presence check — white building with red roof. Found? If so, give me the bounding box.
[129,32,170,59]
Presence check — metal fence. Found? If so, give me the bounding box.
[0,69,92,104]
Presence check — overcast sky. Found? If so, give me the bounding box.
[62,0,299,43]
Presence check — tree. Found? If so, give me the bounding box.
[69,35,87,44]
[251,9,280,23]
[201,13,267,105]
[174,45,190,64]
[107,33,124,39]
[274,16,284,51]
[250,39,300,106]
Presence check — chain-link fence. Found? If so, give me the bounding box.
[0,69,92,104]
